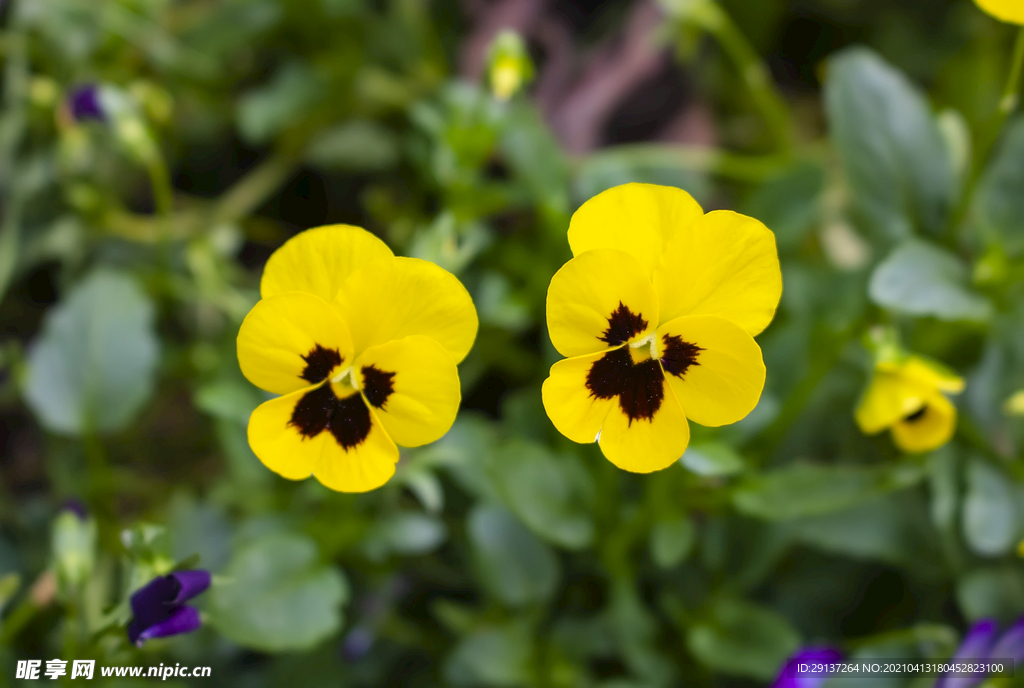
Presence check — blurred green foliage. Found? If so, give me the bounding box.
[1,0,1024,686]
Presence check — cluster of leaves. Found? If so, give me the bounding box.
[1,0,1023,686]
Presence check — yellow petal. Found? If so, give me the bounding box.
[891,392,957,454]
[260,224,394,301]
[541,352,618,444]
[237,292,354,395]
[334,257,478,363]
[247,384,398,492]
[598,380,690,474]
[353,335,461,448]
[568,183,704,278]
[546,249,659,358]
[975,0,1024,24]
[854,370,927,435]
[656,315,765,427]
[900,356,965,394]
[653,210,782,336]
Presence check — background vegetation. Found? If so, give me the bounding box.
[1,0,1023,685]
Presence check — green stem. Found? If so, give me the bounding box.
[213,154,298,225]
[1000,27,1024,115]
[0,23,29,304]
[689,1,792,155]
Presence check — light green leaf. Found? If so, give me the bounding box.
[304,120,400,171]
[362,512,447,561]
[957,566,1024,623]
[237,61,325,144]
[207,532,348,652]
[824,47,954,239]
[733,463,924,520]
[681,442,744,476]
[650,516,695,569]
[868,240,992,321]
[686,597,800,680]
[444,621,533,686]
[467,505,559,607]
[489,440,595,550]
[974,117,1024,257]
[23,269,159,435]
[962,459,1017,557]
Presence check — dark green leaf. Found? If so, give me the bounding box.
[467,505,559,607]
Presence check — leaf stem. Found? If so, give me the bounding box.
[687,1,792,155]
[1000,26,1024,115]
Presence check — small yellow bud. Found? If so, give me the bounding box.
[486,31,533,102]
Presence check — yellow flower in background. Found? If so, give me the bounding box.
[237,225,477,493]
[542,183,782,473]
[974,0,1024,24]
[855,355,964,454]
[487,31,533,102]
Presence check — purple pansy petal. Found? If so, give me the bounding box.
[129,575,179,627]
[60,498,88,520]
[991,616,1024,665]
[936,619,1000,688]
[170,570,211,604]
[131,605,201,647]
[68,85,105,122]
[772,647,844,688]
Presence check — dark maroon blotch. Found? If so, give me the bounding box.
[586,348,665,424]
[300,344,343,383]
[361,365,396,409]
[289,384,373,450]
[903,406,927,423]
[660,334,702,378]
[600,302,648,346]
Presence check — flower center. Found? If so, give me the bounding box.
[903,405,928,423]
[585,306,705,425]
[290,344,397,451]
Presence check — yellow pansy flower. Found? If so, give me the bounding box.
[975,0,1024,25]
[855,355,964,454]
[541,183,782,473]
[237,225,478,493]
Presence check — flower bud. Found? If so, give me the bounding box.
[486,31,533,102]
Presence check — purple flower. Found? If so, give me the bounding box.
[772,647,844,688]
[60,498,88,520]
[935,617,1024,688]
[127,570,210,646]
[67,85,105,122]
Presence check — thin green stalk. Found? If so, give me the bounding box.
[1000,26,1024,115]
[213,154,299,225]
[689,1,792,155]
[0,23,29,304]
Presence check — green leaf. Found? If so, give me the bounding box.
[444,620,533,686]
[304,120,400,172]
[489,440,595,550]
[686,597,800,680]
[733,463,924,520]
[650,516,695,569]
[467,505,559,607]
[236,61,325,144]
[786,493,944,573]
[575,146,710,207]
[207,532,348,652]
[824,47,954,239]
[974,117,1024,257]
[742,162,825,252]
[23,269,159,435]
[962,459,1017,557]
[681,442,744,477]
[362,512,448,561]
[957,566,1024,623]
[868,240,992,321]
